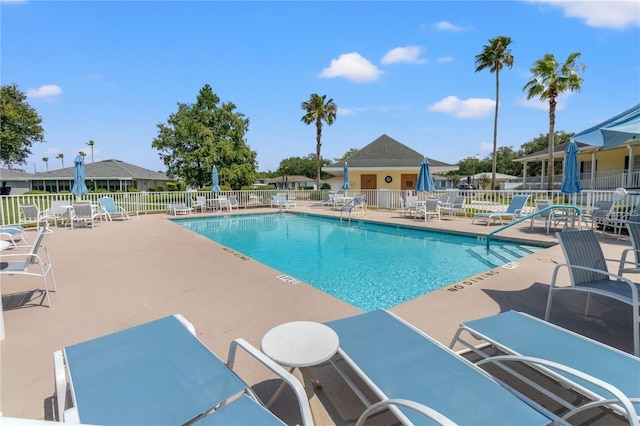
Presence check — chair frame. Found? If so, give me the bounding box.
[472,194,530,226]
[0,225,57,307]
[545,229,640,356]
[100,196,136,220]
[414,198,440,222]
[0,225,29,247]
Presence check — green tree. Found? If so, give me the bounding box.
[334,148,359,163]
[523,52,585,190]
[152,84,257,189]
[56,153,64,168]
[79,151,86,157]
[495,146,522,177]
[519,131,573,177]
[87,140,95,163]
[475,36,514,191]
[277,154,332,180]
[300,93,338,189]
[0,83,45,167]
[42,157,49,171]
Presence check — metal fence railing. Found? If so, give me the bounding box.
[0,188,633,227]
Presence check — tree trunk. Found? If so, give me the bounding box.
[546,97,557,192]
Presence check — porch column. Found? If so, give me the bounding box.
[541,159,545,186]
[522,161,528,189]
[628,145,635,187]
[591,151,596,189]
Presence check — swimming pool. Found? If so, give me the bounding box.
[174,213,543,311]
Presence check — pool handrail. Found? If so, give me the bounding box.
[486,205,583,249]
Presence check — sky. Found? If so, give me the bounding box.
[1,1,639,174]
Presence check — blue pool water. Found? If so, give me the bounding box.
[174,213,543,311]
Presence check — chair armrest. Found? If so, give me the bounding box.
[227,338,314,426]
[551,263,640,300]
[355,399,456,426]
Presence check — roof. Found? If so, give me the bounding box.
[30,159,169,180]
[264,175,315,183]
[0,168,36,182]
[325,134,455,169]
[515,141,596,162]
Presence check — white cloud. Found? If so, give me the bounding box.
[428,96,495,118]
[517,92,573,111]
[381,46,426,65]
[26,84,62,98]
[337,107,356,116]
[319,52,382,83]
[528,0,640,29]
[437,56,454,64]
[434,21,471,31]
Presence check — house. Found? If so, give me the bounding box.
[323,134,457,191]
[0,159,171,194]
[264,175,317,190]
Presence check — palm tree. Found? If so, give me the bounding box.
[87,140,95,163]
[56,153,65,168]
[300,94,338,189]
[79,151,86,157]
[42,157,49,171]
[475,35,514,190]
[523,52,585,191]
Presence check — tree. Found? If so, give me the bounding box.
[56,153,64,168]
[277,154,332,180]
[519,131,573,177]
[475,36,514,191]
[334,148,359,163]
[0,83,45,167]
[523,52,585,191]
[87,140,95,163]
[300,93,338,189]
[152,84,257,189]
[79,151,86,157]
[42,157,49,171]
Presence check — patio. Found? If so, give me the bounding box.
[1,205,636,424]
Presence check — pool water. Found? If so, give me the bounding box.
[174,213,543,311]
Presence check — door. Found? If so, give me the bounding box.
[361,174,377,206]
[401,174,417,191]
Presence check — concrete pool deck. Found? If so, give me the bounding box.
[1,203,637,424]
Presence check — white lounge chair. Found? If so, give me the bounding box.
[271,195,295,209]
[451,310,640,423]
[0,225,29,246]
[472,194,530,226]
[546,229,640,356]
[99,196,137,220]
[324,310,565,425]
[0,225,57,307]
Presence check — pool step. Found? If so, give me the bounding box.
[467,244,540,268]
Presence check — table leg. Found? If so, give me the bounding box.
[266,367,293,408]
[300,366,323,425]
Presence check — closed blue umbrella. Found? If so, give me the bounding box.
[342,162,350,190]
[561,141,583,194]
[71,154,88,196]
[211,166,221,194]
[415,158,435,192]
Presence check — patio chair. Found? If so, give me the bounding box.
[270,195,295,209]
[440,195,466,219]
[0,225,29,246]
[71,202,100,229]
[529,199,572,234]
[18,203,52,232]
[191,196,208,213]
[53,314,313,425]
[583,200,616,234]
[451,310,640,423]
[618,221,640,276]
[44,200,71,227]
[228,195,240,210]
[0,225,57,307]
[545,229,640,356]
[99,196,137,221]
[324,310,563,425]
[472,194,530,226]
[414,198,440,222]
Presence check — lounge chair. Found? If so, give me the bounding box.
[271,195,295,209]
[324,310,562,425]
[18,203,52,232]
[167,204,192,215]
[99,196,137,220]
[472,194,530,226]
[0,225,57,307]
[53,315,313,424]
[414,198,440,222]
[450,310,640,423]
[0,225,29,246]
[545,229,640,356]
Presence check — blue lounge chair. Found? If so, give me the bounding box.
[54,315,313,425]
[0,225,28,246]
[472,194,530,226]
[451,310,640,424]
[546,229,640,356]
[99,196,138,220]
[324,310,561,425]
[271,194,295,209]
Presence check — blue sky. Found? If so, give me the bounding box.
[2,1,639,173]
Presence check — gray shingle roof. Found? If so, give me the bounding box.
[0,168,36,181]
[31,159,169,180]
[327,134,454,168]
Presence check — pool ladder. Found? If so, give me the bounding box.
[340,196,367,222]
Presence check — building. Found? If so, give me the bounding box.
[0,159,171,195]
[323,134,458,191]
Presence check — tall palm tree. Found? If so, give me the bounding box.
[79,151,86,157]
[475,35,514,190]
[87,140,95,163]
[523,52,585,191]
[56,153,64,168]
[300,94,338,189]
[42,157,49,171]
